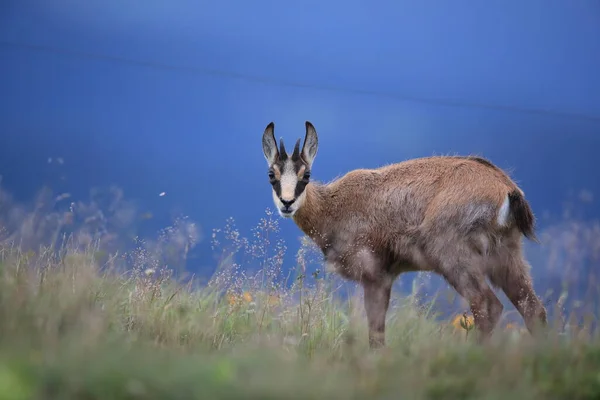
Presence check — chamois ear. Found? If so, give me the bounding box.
[262,122,279,165]
[302,121,319,167]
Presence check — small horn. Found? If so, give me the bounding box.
[279,138,288,160]
[292,138,301,159]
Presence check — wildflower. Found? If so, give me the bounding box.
[242,292,253,303]
[227,293,238,306]
[452,313,475,331]
[505,323,516,331]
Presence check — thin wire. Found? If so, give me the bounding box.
[2,39,600,122]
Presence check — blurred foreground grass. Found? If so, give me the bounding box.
[0,240,599,400]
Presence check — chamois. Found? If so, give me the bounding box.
[261,121,547,347]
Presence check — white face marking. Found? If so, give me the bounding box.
[272,159,307,218]
[273,186,307,218]
[279,160,297,201]
[497,194,510,226]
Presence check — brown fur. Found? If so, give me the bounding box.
[263,123,547,348]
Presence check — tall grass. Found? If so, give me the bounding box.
[0,186,599,399]
[0,224,598,398]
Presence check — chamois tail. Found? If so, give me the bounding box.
[508,189,538,243]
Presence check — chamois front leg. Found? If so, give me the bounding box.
[363,279,392,348]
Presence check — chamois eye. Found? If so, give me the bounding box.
[268,170,275,180]
[303,171,311,180]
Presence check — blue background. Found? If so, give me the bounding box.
[1,1,599,304]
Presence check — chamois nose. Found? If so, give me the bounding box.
[280,198,295,208]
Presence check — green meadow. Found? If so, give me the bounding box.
[0,209,598,400]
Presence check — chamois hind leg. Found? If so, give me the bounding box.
[444,269,503,341]
[435,250,504,341]
[488,251,547,335]
[362,278,393,349]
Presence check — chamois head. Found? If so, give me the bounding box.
[261,121,319,218]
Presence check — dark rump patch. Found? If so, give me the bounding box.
[508,189,538,242]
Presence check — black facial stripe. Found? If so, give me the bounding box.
[272,180,281,197]
[295,180,308,198]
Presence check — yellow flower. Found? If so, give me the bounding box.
[227,293,238,306]
[242,292,253,303]
[451,313,475,331]
[505,323,516,331]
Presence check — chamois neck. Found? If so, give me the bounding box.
[293,182,330,244]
